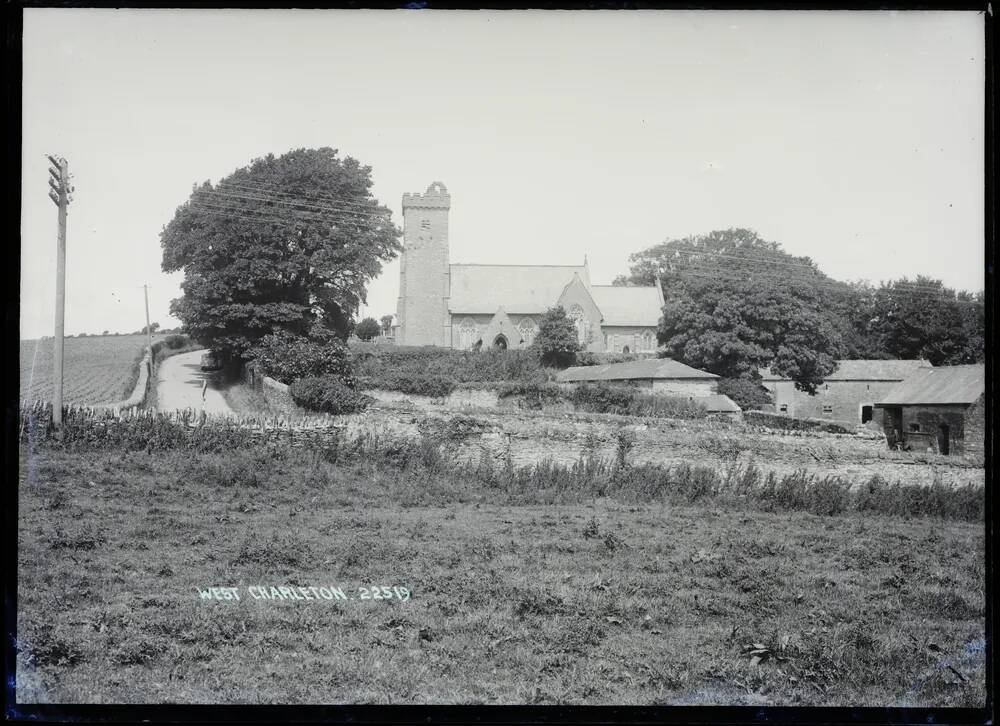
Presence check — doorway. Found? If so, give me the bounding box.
[861,405,873,424]
[492,335,508,350]
[937,424,950,455]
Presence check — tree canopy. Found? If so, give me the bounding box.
[354,317,381,341]
[619,228,984,391]
[161,148,401,361]
[530,306,582,368]
[618,229,848,392]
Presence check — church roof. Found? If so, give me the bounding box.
[449,264,588,314]
[448,265,661,324]
[589,285,662,327]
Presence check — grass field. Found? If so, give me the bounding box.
[17,444,985,706]
[19,335,164,406]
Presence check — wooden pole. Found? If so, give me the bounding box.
[49,157,69,427]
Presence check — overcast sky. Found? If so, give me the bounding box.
[21,9,985,339]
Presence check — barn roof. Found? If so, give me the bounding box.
[760,359,931,382]
[589,285,663,327]
[557,358,719,382]
[449,264,587,314]
[874,364,985,406]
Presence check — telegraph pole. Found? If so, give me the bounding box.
[143,284,152,353]
[47,155,72,427]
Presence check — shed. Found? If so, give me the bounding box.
[873,364,985,455]
[557,358,719,397]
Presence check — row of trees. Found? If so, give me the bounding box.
[159,148,983,396]
[617,228,985,392]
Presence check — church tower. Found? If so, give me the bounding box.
[396,182,451,346]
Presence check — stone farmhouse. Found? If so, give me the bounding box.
[760,359,930,427]
[874,364,985,455]
[395,182,663,353]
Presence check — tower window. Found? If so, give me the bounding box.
[420,219,431,229]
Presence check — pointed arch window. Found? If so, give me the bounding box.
[518,317,537,346]
[568,304,587,345]
[459,318,478,350]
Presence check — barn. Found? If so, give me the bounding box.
[760,359,930,427]
[873,364,985,455]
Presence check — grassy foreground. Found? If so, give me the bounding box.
[17,445,985,706]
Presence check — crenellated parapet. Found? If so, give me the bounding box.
[402,181,450,210]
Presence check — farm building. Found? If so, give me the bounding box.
[873,364,985,455]
[557,358,719,396]
[555,358,741,416]
[760,359,930,427]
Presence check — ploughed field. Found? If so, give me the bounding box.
[19,335,158,407]
[16,446,985,705]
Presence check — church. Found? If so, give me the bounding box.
[395,182,664,353]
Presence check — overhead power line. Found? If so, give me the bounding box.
[195,188,389,220]
[659,248,968,294]
[660,267,983,306]
[217,180,387,213]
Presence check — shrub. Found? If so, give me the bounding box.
[251,331,354,385]
[353,347,544,391]
[354,317,381,342]
[569,382,635,415]
[744,410,853,434]
[289,377,374,414]
[162,334,190,350]
[529,306,581,368]
[717,377,772,410]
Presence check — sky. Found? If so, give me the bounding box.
[20,9,985,339]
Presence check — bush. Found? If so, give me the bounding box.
[289,377,374,414]
[162,334,190,350]
[530,306,581,368]
[352,346,545,391]
[251,331,354,385]
[569,383,635,415]
[354,317,381,342]
[744,410,853,434]
[717,377,772,410]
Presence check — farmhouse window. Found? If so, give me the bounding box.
[779,404,788,413]
[822,405,833,414]
[909,423,920,432]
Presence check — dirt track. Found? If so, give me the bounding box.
[155,350,233,415]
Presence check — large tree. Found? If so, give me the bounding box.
[618,229,846,392]
[161,148,401,360]
[866,277,983,365]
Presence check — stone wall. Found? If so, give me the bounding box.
[881,402,979,455]
[651,379,717,397]
[118,347,151,410]
[763,379,903,426]
[602,326,658,354]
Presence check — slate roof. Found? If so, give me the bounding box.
[874,364,985,406]
[449,264,587,314]
[589,285,663,327]
[557,358,719,383]
[448,265,661,326]
[760,359,931,382]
